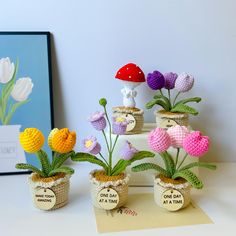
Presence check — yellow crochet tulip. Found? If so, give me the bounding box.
[19,128,44,153]
[51,128,76,153]
[48,128,59,150]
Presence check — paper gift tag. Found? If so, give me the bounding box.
[34,188,56,210]
[160,119,177,129]
[161,189,184,211]
[97,188,120,210]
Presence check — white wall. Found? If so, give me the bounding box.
[1,0,235,162]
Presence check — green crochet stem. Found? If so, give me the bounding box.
[145,89,201,115]
[131,148,216,189]
[15,149,75,178]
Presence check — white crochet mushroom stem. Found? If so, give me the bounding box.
[121,81,140,107]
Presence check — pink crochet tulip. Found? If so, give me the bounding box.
[148,128,171,153]
[183,131,209,157]
[167,125,190,148]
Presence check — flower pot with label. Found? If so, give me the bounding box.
[89,170,129,210]
[145,71,201,129]
[154,175,191,211]
[15,127,76,210]
[29,173,71,210]
[72,98,154,210]
[132,126,216,211]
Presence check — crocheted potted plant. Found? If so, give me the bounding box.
[145,71,201,128]
[0,57,33,165]
[132,125,216,211]
[15,127,76,211]
[72,98,154,210]
[112,63,146,134]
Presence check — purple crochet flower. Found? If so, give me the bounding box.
[88,111,106,131]
[82,136,101,155]
[112,117,128,135]
[164,72,178,90]
[175,72,194,92]
[120,141,138,160]
[147,71,165,90]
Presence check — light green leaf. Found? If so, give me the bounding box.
[15,163,44,177]
[131,163,168,176]
[179,162,217,171]
[3,100,29,125]
[36,150,51,176]
[48,166,74,176]
[159,151,175,177]
[174,97,202,106]
[52,151,75,169]
[72,152,108,173]
[146,99,169,111]
[171,103,199,115]
[172,169,203,189]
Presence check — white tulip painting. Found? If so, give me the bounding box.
[11,77,33,102]
[0,57,15,84]
[0,58,33,125]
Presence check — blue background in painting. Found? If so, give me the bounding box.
[0,34,52,168]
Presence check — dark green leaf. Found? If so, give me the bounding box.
[171,103,199,115]
[172,169,203,189]
[174,97,202,106]
[48,166,74,176]
[180,162,217,171]
[15,163,44,177]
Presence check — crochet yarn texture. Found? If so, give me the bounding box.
[19,128,44,153]
[167,125,189,148]
[51,128,76,153]
[183,131,209,157]
[175,72,194,92]
[148,128,171,153]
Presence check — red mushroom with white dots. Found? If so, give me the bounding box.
[115,63,145,108]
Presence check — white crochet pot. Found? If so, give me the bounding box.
[154,176,191,211]
[29,173,71,211]
[155,110,189,129]
[90,170,129,210]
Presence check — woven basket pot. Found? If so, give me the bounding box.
[29,173,71,211]
[90,170,129,210]
[112,106,144,134]
[155,110,189,128]
[154,176,191,211]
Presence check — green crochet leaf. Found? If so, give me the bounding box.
[15,163,44,177]
[52,151,75,169]
[48,166,74,176]
[174,97,202,106]
[159,151,175,177]
[111,151,155,176]
[172,169,203,189]
[36,150,51,176]
[72,152,108,173]
[171,103,198,115]
[131,163,168,176]
[146,99,169,111]
[180,162,217,172]
[159,94,172,110]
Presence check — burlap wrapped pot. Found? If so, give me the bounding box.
[112,106,144,134]
[155,110,189,129]
[90,170,129,210]
[154,175,191,211]
[29,173,71,210]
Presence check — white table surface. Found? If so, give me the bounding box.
[0,162,235,236]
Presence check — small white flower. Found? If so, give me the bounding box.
[11,77,33,102]
[0,57,15,84]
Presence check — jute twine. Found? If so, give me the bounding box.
[29,173,70,210]
[155,110,189,127]
[89,170,129,209]
[112,106,144,134]
[154,176,191,210]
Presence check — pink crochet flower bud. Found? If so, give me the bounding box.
[175,72,194,92]
[147,128,171,153]
[183,131,209,157]
[167,125,190,148]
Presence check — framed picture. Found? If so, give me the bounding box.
[0,32,54,175]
